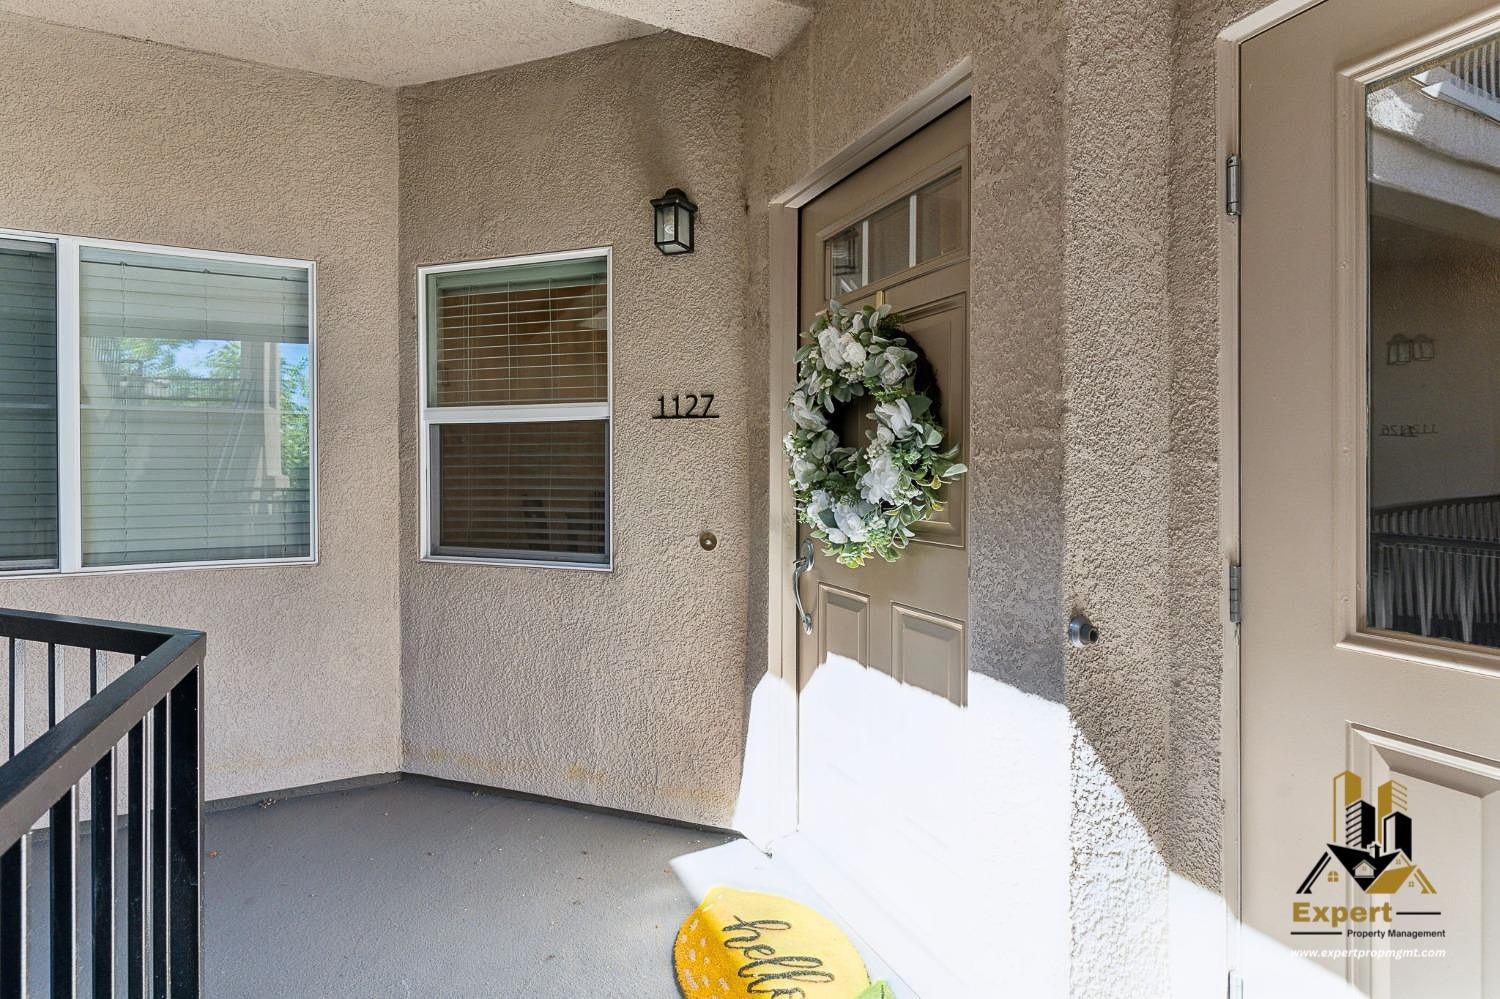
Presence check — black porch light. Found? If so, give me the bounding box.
[651,188,698,255]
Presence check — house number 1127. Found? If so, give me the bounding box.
[653,394,719,419]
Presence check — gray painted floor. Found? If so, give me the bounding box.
[203,778,734,997]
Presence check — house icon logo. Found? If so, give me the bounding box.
[1296,772,1436,896]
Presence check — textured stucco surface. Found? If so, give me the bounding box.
[0,1,656,87]
[397,34,759,828]
[0,0,1278,991]
[746,0,1249,994]
[0,14,403,800]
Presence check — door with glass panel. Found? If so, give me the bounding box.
[1241,5,1500,994]
[793,102,969,881]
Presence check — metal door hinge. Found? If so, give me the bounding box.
[1228,970,1245,999]
[1228,563,1243,625]
[1225,155,1243,217]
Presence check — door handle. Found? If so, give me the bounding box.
[792,539,814,635]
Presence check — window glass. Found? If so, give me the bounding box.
[822,167,965,299]
[916,170,964,263]
[827,225,862,298]
[422,252,612,568]
[79,247,312,567]
[0,238,57,569]
[1366,38,1500,646]
[435,421,608,564]
[428,256,608,408]
[866,198,910,285]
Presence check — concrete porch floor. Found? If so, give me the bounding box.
[204,777,735,998]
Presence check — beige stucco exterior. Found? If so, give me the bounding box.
[0,13,403,800]
[0,0,1312,992]
[397,33,761,826]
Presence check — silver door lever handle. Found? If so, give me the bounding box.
[792,540,814,635]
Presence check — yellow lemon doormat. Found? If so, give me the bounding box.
[674,886,895,999]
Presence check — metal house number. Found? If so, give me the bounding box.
[653,393,719,420]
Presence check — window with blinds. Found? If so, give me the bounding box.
[0,238,58,570]
[79,247,313,567]
[421,251,611,568]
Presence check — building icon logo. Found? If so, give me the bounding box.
[1296,772,1435,896]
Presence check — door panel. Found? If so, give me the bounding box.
[1241,4,1500,994]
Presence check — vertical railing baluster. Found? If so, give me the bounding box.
[0,638,25,997]
[166,669,200,996]
[48,644,77,998]
[150,699,167,997]
[126,660,146,999]
[88,650,114,998]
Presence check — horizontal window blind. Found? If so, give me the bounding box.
[79,247,312,567]
[435,421,608,564]
[429,256,608,407]
[422,251,611,567]
[0,238,58,569]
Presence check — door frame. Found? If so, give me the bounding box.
[746,60,972,849]
[1216,0,1500,981]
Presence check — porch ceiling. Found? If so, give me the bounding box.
[0,0,813,87]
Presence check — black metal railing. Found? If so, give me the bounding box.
[0,610,206,998]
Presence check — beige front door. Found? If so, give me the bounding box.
[790,101,970,914]
[1241,3,1500,993]
[794,101,970,702]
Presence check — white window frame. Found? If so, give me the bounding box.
[0,226,319,577]
[417,246,615,572]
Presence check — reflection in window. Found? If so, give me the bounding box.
[79,248,312,567]
[1367,37,1500,647]
[822,169,965,298]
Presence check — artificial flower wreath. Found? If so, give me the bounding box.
[784,300,967,568]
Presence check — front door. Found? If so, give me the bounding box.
[1241,3,1500,994]
[789,98,970,960]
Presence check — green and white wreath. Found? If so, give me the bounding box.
[784,300,967,568]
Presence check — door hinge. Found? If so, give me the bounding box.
[1228,562,1243,625]
[1228,970,1245,999]
[1225,155,1243,217]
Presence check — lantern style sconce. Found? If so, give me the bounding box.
[651,188,698,255]
[1412,334,1436,362]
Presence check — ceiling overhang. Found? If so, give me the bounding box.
[0,0,813,88]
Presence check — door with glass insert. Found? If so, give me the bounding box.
[1241,4,1500,994]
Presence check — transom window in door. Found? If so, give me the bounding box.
[1366,34,1500,648]
[824,168,965,298]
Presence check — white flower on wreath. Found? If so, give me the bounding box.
[830,502,871,544]
[817,326,845,370]
[838,333,867,368]
[805,488,833,525]
[880,347,909,386]
[875,398,915,437]
[859,451,902,505]
[790,456,818,489]
[789,390,827,431]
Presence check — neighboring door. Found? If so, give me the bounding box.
[789,100,970,944]
[1242,4,1500,994]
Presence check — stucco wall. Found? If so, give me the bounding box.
[396,34,759,827]
[746,0,1253,994]
[0,14,403,799]
[0,2,1280,992]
